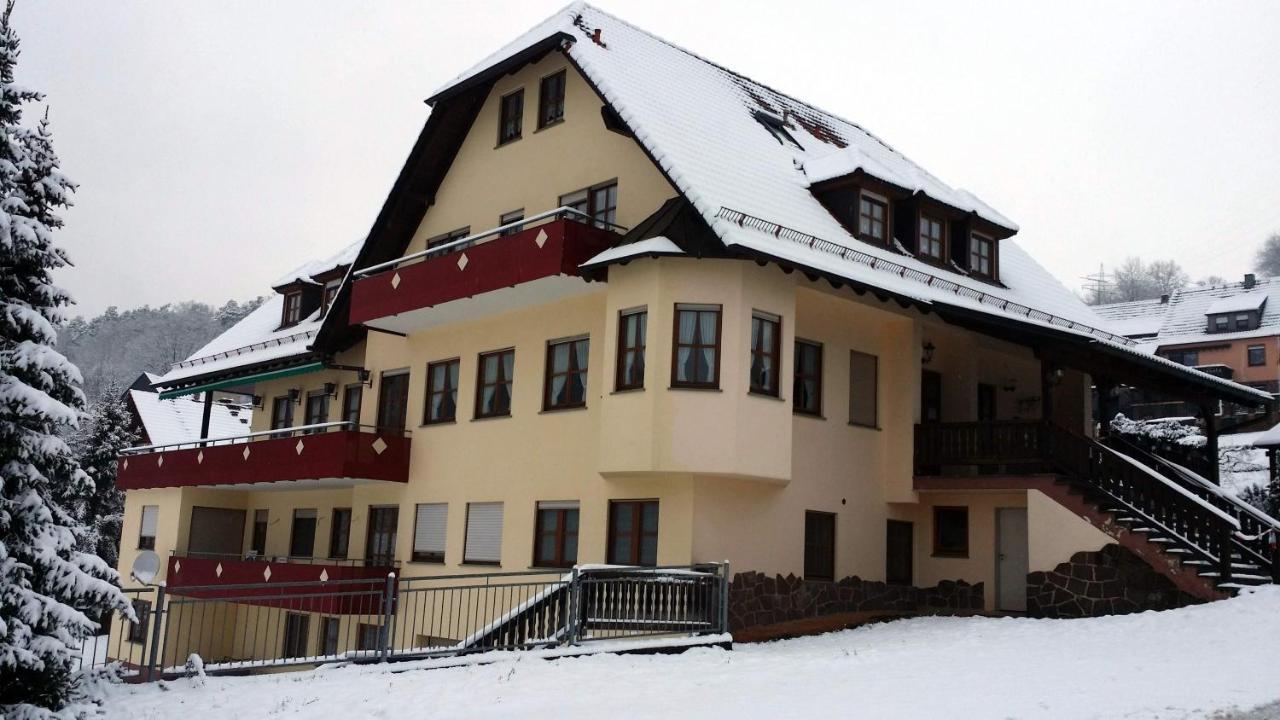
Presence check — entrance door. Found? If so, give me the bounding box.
[921,370,942,424]
[996,507,1028,612]
[885,520,913,585]
[977,383,997,422]
[365,506,399,566]
[187,507,246,557]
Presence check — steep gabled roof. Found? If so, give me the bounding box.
[1096,278,1280,352]
[128,373,252,445]
[305,4,1266,406]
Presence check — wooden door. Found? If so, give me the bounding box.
[921,370,942,424]
[187,507,246,557]
[996,507,1029,612]
[885,520,913,585]
[365,506,399,566]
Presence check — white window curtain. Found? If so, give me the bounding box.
[464,502,504,563]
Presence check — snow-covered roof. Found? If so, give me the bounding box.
[1096,278,1280,349]
[129,385,252,445]
[581,237,684,267]
[1206,291,1268,316]
[272,238,362,289]
[154,242,357,388]
[411,2,1267,404]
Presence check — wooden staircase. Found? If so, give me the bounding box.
[915,421,1280,600]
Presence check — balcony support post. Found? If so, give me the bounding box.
[199,391,213,446]
[1199,402,1220,485]
[1095,377,1115,438]
[1040,360,1056,426]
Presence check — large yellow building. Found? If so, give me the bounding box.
[112,3,1275,672]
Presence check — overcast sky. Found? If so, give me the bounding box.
[17,1,1280,317]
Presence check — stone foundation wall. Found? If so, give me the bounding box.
[1026,544,1202,618]
[728,572,983,632]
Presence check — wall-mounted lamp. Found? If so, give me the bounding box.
[358,369,372,387]
[921,341,936,365]
[251,395,264,410]
[324,382,337,398]
[288,388,301,405]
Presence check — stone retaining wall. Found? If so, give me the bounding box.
[1026,544,1201,618]
[728,572,983,632]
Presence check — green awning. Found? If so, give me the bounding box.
[157,361,325,399]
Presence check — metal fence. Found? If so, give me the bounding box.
[79,563,729,680]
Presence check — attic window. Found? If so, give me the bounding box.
[538,71,566,129]
[918,215,946,263]
[282,291,302,327]
[857,192,888,244]
[969,232,993,278]
[321,280,340,315]
[498,89,523,145]
[754,110,802,150]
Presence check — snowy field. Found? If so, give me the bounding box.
[99,587,1280,720]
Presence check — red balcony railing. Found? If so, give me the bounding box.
[350,208,621,325]
[165,553,395,614]
[116,422,411,490]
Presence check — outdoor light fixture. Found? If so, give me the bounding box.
[288,388,301,405]
[358,368,372,387]
[324,382,337,398]
[251,395,264,409]
[921,341,936,365]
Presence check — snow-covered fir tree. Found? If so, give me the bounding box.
[70,382,136,570]
[0,1,131,717]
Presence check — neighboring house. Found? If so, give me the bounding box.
[1095,274,1280,423]
[124,373,252,446]
[110,4,1275,668]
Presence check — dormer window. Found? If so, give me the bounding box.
[282,291,302,327]
[321,280,340,314]
[1235,313,1251,330]
[918,215,945,262]
[1214,315,1229,331]
[857,192,888,244]
[969,232,993,278]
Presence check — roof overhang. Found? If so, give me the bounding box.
[425,32,574,106]
[156,358,325,400]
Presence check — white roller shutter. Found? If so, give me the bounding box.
[140,506,159,538]
[537,500,579,511]
[413,503,448,560]
[464,502,503,563]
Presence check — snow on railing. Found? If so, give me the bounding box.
[1102,446,1240,528]
[118,421,403,455]
[354,206,629,278]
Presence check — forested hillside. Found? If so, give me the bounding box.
[60,298,264,399]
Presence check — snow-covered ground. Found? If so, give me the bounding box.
[99,587,1280,720]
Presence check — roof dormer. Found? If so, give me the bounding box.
[1205,292,1266,333]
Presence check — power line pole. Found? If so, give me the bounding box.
[1081,264,1113,305]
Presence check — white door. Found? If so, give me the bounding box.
[996,507,1028,612]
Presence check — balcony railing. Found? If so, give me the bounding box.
[349,207,624,326]
[116,421,411,490]
[165,552,395,615]
[914,420,1048,474]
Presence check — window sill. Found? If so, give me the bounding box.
[408,559,445,565]
[668,385,722,392]
[794,411,825,420]
[748,390,785,402]
[419,419,457,428]
[534,118,565,133]
[931,552,969,559]
[470,414,512,423]
[460,561,501,567]
[611,387,645,395]
[539,405,588,414]
[849,422,882,431]
[494,136,522,149]
[528,565,575,571]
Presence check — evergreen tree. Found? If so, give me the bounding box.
[71,382,135,570]
[0,1,130,716]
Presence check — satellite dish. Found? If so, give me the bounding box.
[130,551,161,585]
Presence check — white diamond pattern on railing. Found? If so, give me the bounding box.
[242,447,251,461]
[263,565,272,582]
[295,439,305,455]
[457,252,469,271]
[122,459,128,470]
[319,569,329,582]
[535,229,548,248]
[197,450,204,464]
[174,560,181,573]
[156,455,164,468]
[391,272,401,289]
[214,562,223,578]
[371,437,388,455]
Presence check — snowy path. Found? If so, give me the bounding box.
[100,587,1280,720]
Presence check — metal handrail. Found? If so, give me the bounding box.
[170,550,403,569]
[120,421,407,455]
[353,206,628,278]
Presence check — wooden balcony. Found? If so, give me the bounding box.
[349,210,620,332]
[116,422,411,491]
[165,553,394,615]
[913,420,1048,476]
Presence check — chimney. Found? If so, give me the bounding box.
[1159,293,1169,304]
[591,28,603,46]
[1244,273,1257,289]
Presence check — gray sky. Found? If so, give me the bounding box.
[18,1,1280,317]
